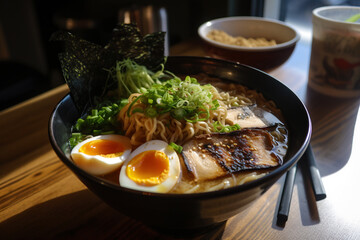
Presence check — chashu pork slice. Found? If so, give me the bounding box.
[181,128,282,182]
[225,106,267,128]
[225,105,284,129]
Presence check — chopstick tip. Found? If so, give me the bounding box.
[315,193,326,201]
[276,214,288,227]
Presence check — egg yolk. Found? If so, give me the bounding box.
[79,139,126,157]
[126,150,169,186]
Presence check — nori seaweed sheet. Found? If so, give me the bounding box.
[50,23,166,112]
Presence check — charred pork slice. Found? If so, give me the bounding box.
[181,128,282,182]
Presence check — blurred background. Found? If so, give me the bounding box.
[0,0,359,110]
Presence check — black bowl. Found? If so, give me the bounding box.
[49,56,311,230]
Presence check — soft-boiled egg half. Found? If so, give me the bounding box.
[119,140,181,193]
[71,134,132,175]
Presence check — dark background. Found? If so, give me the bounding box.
[0,0,359,110]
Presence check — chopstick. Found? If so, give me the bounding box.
[302,145,327,201]
[277,164,297,224]
[276,145,326,225]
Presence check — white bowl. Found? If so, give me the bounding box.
[198,16,300,70]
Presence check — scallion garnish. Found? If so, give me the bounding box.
[171,108,187,120]
[112,58,163,99]
[213,121,241,133]
[138,75,218,122]
[145,107,158,117]
[69,100,127,147]
[127,95,142,117]
[169,142,183,153]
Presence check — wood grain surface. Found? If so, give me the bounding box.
[1,39,360,240]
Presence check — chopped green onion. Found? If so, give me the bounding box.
[69,99,126,148]
[212,99,220,110]
[346,14,360,23]
[75,118,85,131]
[145,107,158,117]
[127,95,142,117]
[69,132,84,148]
[171,108,187,120]
[140,76,219,122]
[93,129,102,135]
[213,121,241,133]
[112,58,163,99]
[120,99,129,106]
[131,108,144,114]
[169,142,183,153]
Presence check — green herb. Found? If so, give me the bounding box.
[127,95,142,117]
[110,58,164,99]
[213,121,241,133]
[145,107,158,117]
[131,108,144,114]
[69,100,127,147]
[137,76,218,122]
[171,108,187,120]
[169,142,183,153]
[346,13,360,23]
[69,132,84,149]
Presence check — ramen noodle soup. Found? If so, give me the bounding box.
[70,74,288,194]
[206,29,277,47]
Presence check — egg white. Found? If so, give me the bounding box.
[71,134,132,175]
[119,140,181,193]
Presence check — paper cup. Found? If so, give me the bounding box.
[308,6,360,98]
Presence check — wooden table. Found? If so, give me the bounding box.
[1,38,360,240]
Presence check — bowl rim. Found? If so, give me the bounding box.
[49,56,311,200]
[313,6,360,27]
[198,16,300,52]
